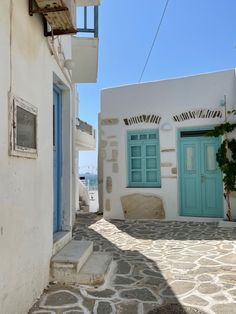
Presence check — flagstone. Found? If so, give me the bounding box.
[147,304,207,314]
[228,289,236,296]
[189,244,215,252]
[211,303,236,314]
[63,310,84,314]
[96,301,113,314]
[120,288,157,302]
[212,295,228,301]
[198,258,219,265]
[86,289,116,298]
[198,283,221,294]
[163,281,195,296]
[138,276,165,286]
[172,262,196,270]
[30,214,236,314]
[116,260,131,274]
[182,294,209,306]
[112,275,136,285]
[219,274,236,284]
[116,301,139,314]
[32,311,55,314]
[216,253,236,264]
[40,291,79,307]
[180,255,199,262]
[196,274,213,282]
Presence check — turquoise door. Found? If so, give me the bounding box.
[53,87,62,233]
[179,131,223,217]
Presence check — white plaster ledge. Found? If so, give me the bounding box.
[174,216,222,223]
[218,220,236,228]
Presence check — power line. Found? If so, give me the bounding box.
[138,0,170,83]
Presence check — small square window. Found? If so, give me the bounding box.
[9,94,38,158]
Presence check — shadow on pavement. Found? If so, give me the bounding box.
[109,219,236,241]
[72,214,207,314]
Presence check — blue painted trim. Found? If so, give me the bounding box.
[53,85,62,233]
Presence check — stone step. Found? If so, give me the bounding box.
[76,252,112,286]
[52,231,72,256]
[51,240,93,282]
[80,205,90,212]
[50,240,112,286]
[79,200,87,206]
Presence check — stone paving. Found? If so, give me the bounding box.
[30,214,236,314]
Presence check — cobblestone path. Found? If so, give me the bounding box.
[30,214,236,314]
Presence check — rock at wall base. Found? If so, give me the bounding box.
[120,193,165,219]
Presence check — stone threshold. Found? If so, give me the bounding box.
[108,217,223,223]
[218,220,236,228]
[174,216,222,223]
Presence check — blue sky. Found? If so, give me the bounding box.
[78,0,236,174]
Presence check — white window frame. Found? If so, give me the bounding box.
[9,94,38,159]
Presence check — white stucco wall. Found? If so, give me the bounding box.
[100,69,236,220]
[0,1,74,313]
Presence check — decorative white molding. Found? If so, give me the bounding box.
[173,108,222,122]
[123,114,161,126]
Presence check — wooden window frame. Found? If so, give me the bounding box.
[127,129,161,188]
[9,94,38,159]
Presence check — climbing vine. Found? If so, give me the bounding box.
[207,105,236,221]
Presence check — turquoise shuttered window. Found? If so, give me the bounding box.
[127,129,161,187]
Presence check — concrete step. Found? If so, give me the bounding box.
[51,240,93,283]
[76,252,112,286]
[79,200,87,206]
[52,231,71,256]
[80,205,90,212]
[50,240,112,286]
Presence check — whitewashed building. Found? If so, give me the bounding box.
[0,0,99,313]
[99,69,236,221]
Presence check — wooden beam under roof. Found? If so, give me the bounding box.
[30,0,77,35]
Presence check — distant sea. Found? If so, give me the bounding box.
[79,172,97,191]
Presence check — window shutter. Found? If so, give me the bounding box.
[127,129,161,187]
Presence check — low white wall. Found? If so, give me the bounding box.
[0,1,73,313]
[100,69,236,220]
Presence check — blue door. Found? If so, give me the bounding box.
[179,131,223,217]
[53,87,62,233]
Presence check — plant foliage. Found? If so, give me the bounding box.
[207,109,236,221]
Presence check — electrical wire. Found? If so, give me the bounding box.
[9,0,13,94]
[138,0,170,83]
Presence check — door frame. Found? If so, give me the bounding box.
[177,125,224,217]
[53,85,62,233]
[52,74,73,236]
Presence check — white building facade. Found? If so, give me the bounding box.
[100,69,236,221]
[0,1,99,313]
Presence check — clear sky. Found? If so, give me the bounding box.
[77,0,236,174]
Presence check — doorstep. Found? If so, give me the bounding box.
[175,216,222,223]
[218,220,236,228]
[50,239,112,285]
[52,231,72,256]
